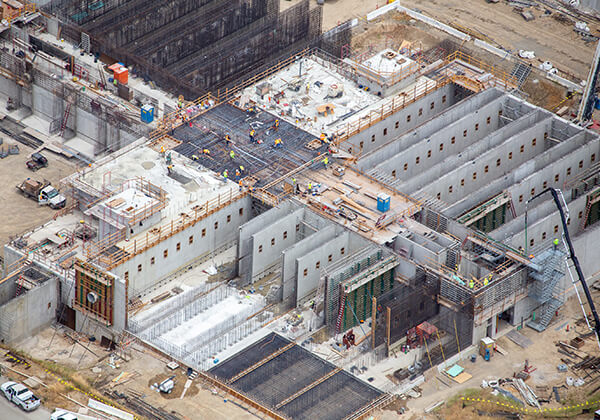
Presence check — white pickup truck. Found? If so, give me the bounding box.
[0,381,41,411]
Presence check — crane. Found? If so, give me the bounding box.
[526,188,600,350]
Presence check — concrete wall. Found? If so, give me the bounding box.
[355,88,504,171]
[344,83,458,155]
[295,232,351,303]
[111,195,251,296]
[281,225,337,301]
[400,108,542,195]
[249,209,304,281]
[0,278,57,344]
[366,92,507,182]
[446,129,591,218]
[417,115,554,203]
[238,201,299,284]
[394,233,445,265]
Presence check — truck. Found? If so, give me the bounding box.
[16,178,66,209]
[51,410,78,420]
[26,152,48,171]
[0,381,41,411]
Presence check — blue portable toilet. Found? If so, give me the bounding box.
[377,193,390,212]
[141,104,154,123]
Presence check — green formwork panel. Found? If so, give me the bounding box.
[342,269,394,331]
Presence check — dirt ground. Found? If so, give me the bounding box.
[282,0,595,81]
[16,326,256,420]
[367,293,600,420]
[0,136,77,254]
[400,0,596,81]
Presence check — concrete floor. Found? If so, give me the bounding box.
[0,135,77,254]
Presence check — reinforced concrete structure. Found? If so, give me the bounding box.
[2,4,599,416]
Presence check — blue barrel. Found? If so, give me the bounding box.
[595,97,600,110]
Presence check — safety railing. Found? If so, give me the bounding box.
[95,189,248,270]
[334,77,452,145]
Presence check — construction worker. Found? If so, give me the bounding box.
[230,150,235,160]
[468,279,474,289]
[322,156,329,169]
[235,169,241,181]
[292,178,296,185]
[553,238,559,250]
[167,164,173,175]
[308,182,312,195]
[113,78,118,87]
[483,276,489,287]
[238,179,243,191]
[239,165,245,173]
[274,119,280,130]
[249,129,256,143]
[225,134,232,146]
[222,169,228,179]
[191,154,199,161]
[274,138,283,149]
[319,133,327,144]
[203,148,210,155]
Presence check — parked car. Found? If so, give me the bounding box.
[0,381,40,411]
[26,152,48,171]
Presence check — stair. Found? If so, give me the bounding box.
[526,297,562,332]
[510,62,532,89]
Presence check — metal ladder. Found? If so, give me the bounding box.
[60,103,72,138]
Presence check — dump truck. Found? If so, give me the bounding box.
[17,178,66,209]
[1,381,40,411]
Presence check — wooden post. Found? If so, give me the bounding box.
[386,306,391,357]
[371,296,377,350]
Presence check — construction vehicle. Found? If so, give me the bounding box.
[17,178,66,209]
[1,381,40,411]
[25,152,47,171]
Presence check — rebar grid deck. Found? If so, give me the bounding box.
[210,332,385,420]
[172,103,325,192]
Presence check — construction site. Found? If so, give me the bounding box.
[2,0,600,419]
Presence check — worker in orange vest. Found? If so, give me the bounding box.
[274,138,283,149]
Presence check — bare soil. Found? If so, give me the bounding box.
[0,136,77,252]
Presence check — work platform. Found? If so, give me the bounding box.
[171,103,326,192]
